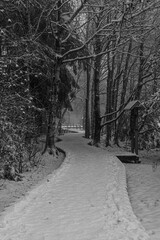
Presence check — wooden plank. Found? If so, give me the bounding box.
[113,152,141,163]
[124,100,145,111]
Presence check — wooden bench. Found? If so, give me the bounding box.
[115,152,141,164]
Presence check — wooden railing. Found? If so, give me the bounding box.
[62,125,84,130]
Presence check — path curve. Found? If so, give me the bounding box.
[0,133,149,240]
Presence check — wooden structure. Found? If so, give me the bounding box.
[115,152,140,163]
[124,100,145,156]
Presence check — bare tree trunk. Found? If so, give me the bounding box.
[85,61,91,138]
[105,36,116,147]
[135,40,145,100]
[90,78,95,139]
[105,66,112,147]
[93,57,101,145]
[113,70,122,145]
[92,33,101,145]
[43,0,61,154]
[57,108,67,135]
[115,39,132,145]
[112,53,124,145]
[42,108,53,154]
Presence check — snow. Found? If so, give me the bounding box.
[126,163,160,240]
[0,133,149,240]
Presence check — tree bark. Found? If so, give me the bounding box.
[43,0,61,154]
[115,39,132,145]
[90,78,95,139]
[92,34,101,145]
[135,40,145,100]
[85,61,91,138]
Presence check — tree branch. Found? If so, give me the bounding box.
[101,110,125,129]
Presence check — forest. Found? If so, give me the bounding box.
[0,0,160,178]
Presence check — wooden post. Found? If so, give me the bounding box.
[124,100,145,160]
[130,108,139,154]
[130,109,135,153]
[134,108,139,155]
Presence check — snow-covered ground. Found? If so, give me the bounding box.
[0,151,64,215]
[0,133,149,240]
[126,163,160,240]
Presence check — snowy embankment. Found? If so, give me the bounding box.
[0,133,149,240]
[126,162,160,240]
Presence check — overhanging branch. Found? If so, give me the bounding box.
[100,109,125,129]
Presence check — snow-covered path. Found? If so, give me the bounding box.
[0,133,149,240]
